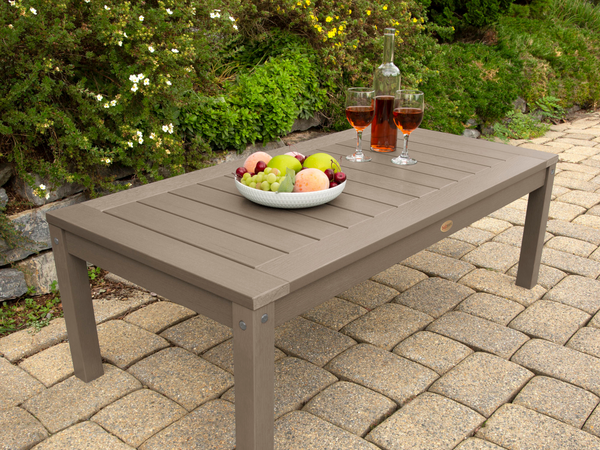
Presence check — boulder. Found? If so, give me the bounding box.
[16,252,58,295]
[291,114,322,132]
[0,268,27,299]
[463,129,481,139]
[0,164,12,187]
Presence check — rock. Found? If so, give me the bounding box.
[13,174,84,207]
[0,193,86,264]
[463,129,481,139]
[0,268,27,299]
[0,189,8,209]
[291,114,322,132]
[466,118,478,128]
[0,164,12,187]
[567,105,581,115]
[513,97,527,113]
[16,252,58,295]
[482,126,495,136]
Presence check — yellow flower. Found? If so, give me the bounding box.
[383,5,388,10]
[412,17,418,22]
[327,29,336,38]
[348,9,352,14]
[353,45,357,49]
[395,30,399,36]
[317,26,322,32]
[366,10,371,15]
[297,1,301,5]
[305,0,310,4]
[339,25,343,31]
[326,16,332,22]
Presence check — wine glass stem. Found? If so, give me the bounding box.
[400,133,410,158]
[355,130,364,157]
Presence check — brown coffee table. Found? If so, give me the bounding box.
[46,128,557,450]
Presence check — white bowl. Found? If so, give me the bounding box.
[235,178,345,209]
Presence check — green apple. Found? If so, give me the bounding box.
[302,153,341,173]
[267,154,302,176]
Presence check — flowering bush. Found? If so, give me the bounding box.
[0,0,239,194]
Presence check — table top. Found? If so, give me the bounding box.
[47,128,557,311]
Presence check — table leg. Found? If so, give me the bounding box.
[233,302,275,450]
[516,164,555,289]
[50,225,104,382]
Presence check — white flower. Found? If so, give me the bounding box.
[165,80,172,86]
[126,182,132,188]
[171,48,179,53]
[123,32,128,37]
[84,0,90,3]
[8,24,13,29]
[210,9,221,18]
[9,0,15,5]
[139,15,144,21]
[104,158,111,164]
[118,41,122,46]
[128,141,133,147]
[45,193,50,199]
[137,73,145,80]
[166,8,173,14]
[162,125,169,132]
[165,149,171,155]
[96,94,103,101]
[104,103,109,108]
[131,84,138,92]
[168,123,174,134]
[110,100,117,106]
[150,133,156,140]
[229,16,235,21]
[30,7,37,14]
[233,24,238,30]
[129,74,138,82]
[143,78,150,85]
[39,184,46,190]
[148,46,154,53]
[138,137,144,144]
[136,130,143,137]
[104,5,110,10]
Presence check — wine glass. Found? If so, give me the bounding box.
[345,87,375,163]
[391,89,424,166]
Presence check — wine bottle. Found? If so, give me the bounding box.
[370,28,401,153]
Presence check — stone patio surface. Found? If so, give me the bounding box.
[3,113,600,449]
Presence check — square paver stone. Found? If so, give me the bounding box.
[584,405,600,437]
[488,207,526,226]
[513,376,599,428]
[124,301,196,334]
[127,347,233,411]
[0,318,67,362]
[427,311,529,359]
[97,320,170,369]
[459,269,545,307]
[558,190,600,209]
[492,226,552,248]
[454,438,506,450]
[337,280,399,309]
[509,299,590,344]
[450,227,495,245]
[160,315,232,355]
[541,247,600,278]
[545,236,597,257]
[549,201,591,222]
[456,293,525,325]
[505,263,566,290]
[544,275,600,314]
[461,242,521,273]
[92,291,156,324]
[0,357,45,409]
[476,404,600,449]
[201,338,285,374]
[366,392,485,450]
[275,317,356,367]
[91,389,187,447]
[511,339,600,396]
[325,344,438,406]
[566,326,600,359]
[0,407,48,450]
[275,411,379,450]
[19,342,74,387]
[301,297,368,331]
[370,265,428,293]
[303,381,397,437]
[22,363,141,433]
[545,219,600,245]
[401,250,475,282]
[471,217,512,234]
[341,303,432,351]
[429,352,533,417]
[139,400,235,450]
[221,357,337,420]
[393,331,473,375]
[426,238,476,259]
[394,277,475,318]
[574,213,600,230]
[32,421,135,450]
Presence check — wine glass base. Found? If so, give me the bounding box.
[347,153,371,163]
[391,156,417,165]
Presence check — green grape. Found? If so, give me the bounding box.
[261,181,270,191]
[266,173,277,184]
[242,172,251,181]
[270,182,280,192]
[264,167,272,175]
[250,175,258,183]
[249,182,257,189]
[256,173,265,183]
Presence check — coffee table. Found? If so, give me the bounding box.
[46,128,557,450]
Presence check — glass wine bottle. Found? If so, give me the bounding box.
[370,28,401,153]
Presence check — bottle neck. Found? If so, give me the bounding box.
[383,29,395,64]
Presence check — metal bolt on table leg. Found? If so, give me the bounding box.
[239,320,247,331]
[54,238,59,245]
[261,314,269,324]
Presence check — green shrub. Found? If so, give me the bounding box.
[424,0,514,33]
[0,0,239,195]
[491,110,550,141]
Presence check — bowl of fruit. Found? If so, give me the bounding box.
[234,151,347,209]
